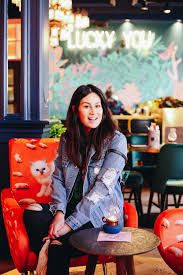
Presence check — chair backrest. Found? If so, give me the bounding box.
[152,143,183,193]
[9,138,59,205]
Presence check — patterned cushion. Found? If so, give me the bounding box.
[9,138,59,204]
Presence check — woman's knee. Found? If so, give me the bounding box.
[48,242,66,260]
[23,206,52,227]
[23,209,36,224]
[23,209,42,226]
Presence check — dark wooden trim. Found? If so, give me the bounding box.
[1,0,49,121]
[21,0,30,119]
[21,0,49,120]
[0,0,8,118]
[22,0,49,121]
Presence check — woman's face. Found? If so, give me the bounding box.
[78,92,103,133]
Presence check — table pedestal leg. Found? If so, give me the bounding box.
[116,255,135,275]
[116,256,127,275]
[125,256,135,275]
[85,255,98,275]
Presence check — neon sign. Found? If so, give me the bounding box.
[66,29,155,50]
[67,30,116,50]
[122,30,155,49]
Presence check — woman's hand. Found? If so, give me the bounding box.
[43,222,72,242]
[57,223,72,236]
[48,211,65,239]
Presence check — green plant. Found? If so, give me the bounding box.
[49,121,66,138]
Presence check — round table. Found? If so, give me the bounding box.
[70,227,160,275]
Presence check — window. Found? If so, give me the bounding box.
[8,61,20,113]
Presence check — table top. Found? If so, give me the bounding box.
[128,144,160,153]
[112,115,154,121]
[69,227,160,257]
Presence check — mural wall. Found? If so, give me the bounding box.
[49,20,183,119]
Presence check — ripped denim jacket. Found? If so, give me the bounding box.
[49,130,127,230]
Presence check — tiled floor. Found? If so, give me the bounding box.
[0,186,176,274]
[1,256,176,275]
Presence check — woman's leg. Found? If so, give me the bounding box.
[46,222,93,275]
[23,204,53,254]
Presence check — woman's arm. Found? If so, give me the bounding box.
[47,139,70,238]
[49,140,67,216]
[65,131,127,230]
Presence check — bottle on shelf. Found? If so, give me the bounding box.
[168,128,177,143]
[148,122,160,148]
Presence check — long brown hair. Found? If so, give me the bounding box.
[64,84,116,168]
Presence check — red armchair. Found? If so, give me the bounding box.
[1,138,138,274]
[154,208,183,274]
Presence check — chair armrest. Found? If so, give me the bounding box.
[1,188,33,271]
[123,201,138,228]
[1,188,19,208]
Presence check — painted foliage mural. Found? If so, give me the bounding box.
[49,20,183,119]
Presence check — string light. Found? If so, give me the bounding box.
[164,2,171,14]
[11,0,21,11]
[11,0,90,47]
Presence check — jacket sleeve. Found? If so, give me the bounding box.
[49,139,67,215]
[65,132,127,230]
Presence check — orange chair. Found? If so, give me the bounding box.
[154,208,183,274]
[1,138,138,275]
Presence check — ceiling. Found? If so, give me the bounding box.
[8,0,183,21]
[72,0,183,21]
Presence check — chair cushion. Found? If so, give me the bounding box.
[166,179,183,187]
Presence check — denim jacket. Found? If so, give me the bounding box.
[49,130,127,230]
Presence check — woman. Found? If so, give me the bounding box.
[23,84,127,275]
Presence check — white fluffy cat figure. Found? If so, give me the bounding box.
[30,160,55,197]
